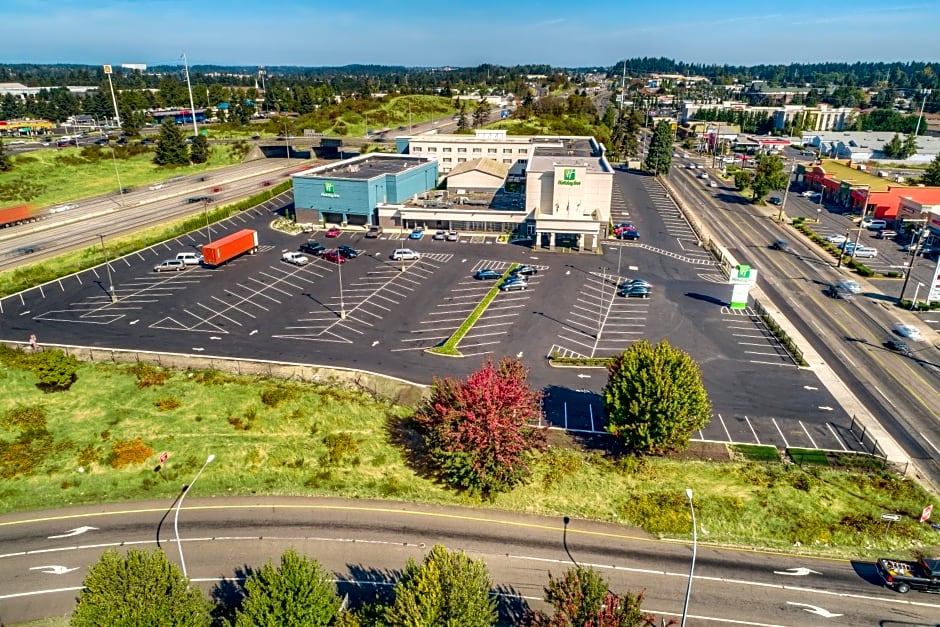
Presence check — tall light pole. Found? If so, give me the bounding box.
[400,224,406,273]
[836,228,851,269]
[181,52,199,138]
[899,219,930,302]
[203,198,212,244]
[99,234,116,303]
[680,488,697,627]
[103,64,121,128]
[776,159,795,222]
[174,453,214,579]
[338,257,346,319]
[913,89,932,137]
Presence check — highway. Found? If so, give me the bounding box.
[1,498,938,626]
[662,158,940,490]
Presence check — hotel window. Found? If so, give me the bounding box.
[518,148,527,154]
[457,147,467,153]
[488,148,497,153]
[443,157,452,163]
[472,148,482,153]
[428,147,437,153]
[413,146,422,152]
[503,148,512,153]
[502,159,511,164]
[443,147,452,152]
[457,158,466,163]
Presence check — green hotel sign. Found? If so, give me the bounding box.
[320,181,340,198]
[557,168,581,186]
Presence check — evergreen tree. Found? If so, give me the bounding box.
[154,118,190,166]
[882,133,903,158]
[921,153,940,186]
[384,544,497,627]
[235,549,341,627]
[456,110,470,132]
[901,133,919,159]
[0,139,12,172]
[472,100,490,127]
[71,548,212,627]
[190,135,210,164]
[643,120,673,176]
[604,340,711,455]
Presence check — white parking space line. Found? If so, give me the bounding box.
[744,416,760,444]
[799,422,819,449]
[772,419,790,448]
[826,424,849,451]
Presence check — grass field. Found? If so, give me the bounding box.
[1,351,937,559]
[0,142,249,209]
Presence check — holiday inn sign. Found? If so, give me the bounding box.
[321,182,340,198]
[557,168,582,186]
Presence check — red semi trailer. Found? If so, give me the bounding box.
[0,204,34,228]
[201,229,258,267]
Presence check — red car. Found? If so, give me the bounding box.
[325,227,341,238]
[614,223,636,236]
[322,249,346,264]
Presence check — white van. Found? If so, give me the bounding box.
[854,246,878,258]
[866,219,888,231]
[390,248,420,261]
[176,252,203,266]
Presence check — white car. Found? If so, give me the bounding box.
[49,204,76,214]
[176,252,203,266]
[708,181,718,188]
[391,248,420,261]
[801,190,816,197]
[825,234,848,244]
[893,323,923,342]
[698,172,708,179]
[853,246,878,258]
[282,252,310,266]
[149,183,165,191]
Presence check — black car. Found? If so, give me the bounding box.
[474,268,502,280]
[771,239,790,251]
[300,241,326,256]
[824,284,853,300]
[885,338,912,356]
[511,265,538,276]
[336,245,359,259]
[618,229,640,240]
[618,284,651,298]
[768,196,782,205]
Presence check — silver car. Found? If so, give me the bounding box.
[154,259,185,272]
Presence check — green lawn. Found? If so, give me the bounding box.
[0,142,249,209]
[0,352,936,559]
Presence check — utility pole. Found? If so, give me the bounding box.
[620,60,626,110]
[914,89,932,137]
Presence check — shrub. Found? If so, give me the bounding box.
[107,438,153,468]
[154,396,182,411]
[78,445,100,466]
[260,385,297,408]
[320,432,359,466]
[0,432,53,478]
[540,448,582,488]
[129,362,169,388]
[34,349,80,390]
[2,404,47,434]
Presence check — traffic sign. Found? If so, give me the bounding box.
[159,451,168,464]
[921,505,933,523]
[881,513,902,522]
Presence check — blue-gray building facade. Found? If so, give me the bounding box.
[292,154,438,226]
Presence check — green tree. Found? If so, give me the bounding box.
[34,349,79,390]
[154,118,189,166]
[71,548,212,627]
[882,133,903,158]
[190,134,210,164]
[901,132,919,159]
[457,110,469,132]
[526,567,658,627]
[235,549,341,627]
[603,340,711,455]
[732,168,753,192]
[750,155,789,202]
[643,120,673,175]
[414,357,545,496]
[384,544,497,627]
[0,139,12,172]
[472,100,490,127]
[920,153,940,186]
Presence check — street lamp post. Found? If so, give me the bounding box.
[174,454,215,579]
[914,89,932,137]
[776,159,795,222]
[338,257,346,319]
[98,234,116,303]
[203,198,212,244]
[181,52,199,138]
[680,488,697,627]
[836,229,851,269]
[899,222,930,302]
[400,223,406,273]
[911,282,924,310]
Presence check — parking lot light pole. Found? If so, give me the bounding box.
[680,488,697,627]
[836,229,851,269]
[203,198,212,244]
[776,160,794,222]
[400,227,406,272]
[98,234,117,303]
[174,453,214,580]
[338,259,346,319]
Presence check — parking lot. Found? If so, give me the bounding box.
[0,176,872,455]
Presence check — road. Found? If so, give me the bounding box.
[662,154,940,489]
[1,498,937,626]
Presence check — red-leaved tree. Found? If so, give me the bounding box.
[415,357,545,496]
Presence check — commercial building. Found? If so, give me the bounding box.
[292,153,439,226]
[803,131,940,165]
[680,101,856,132]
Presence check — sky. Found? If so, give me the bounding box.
[3,0,939,69]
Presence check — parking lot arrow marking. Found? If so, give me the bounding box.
[250,330,258,335]
[209,336,221,340]
[786,602,841,618]
[803,385,818,390]
[774,567,821,576]
[818,406,833,411]
[30,565,79,575]
[372,341,380,347]
[576,374,591,379]
[516,351,523,358]
[48,526,97,539]
[192,347,205,352]
[129,319,139,325]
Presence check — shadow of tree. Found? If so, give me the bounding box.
[209,564,252,626]
[494,583,533,626]
[384,414,437,483]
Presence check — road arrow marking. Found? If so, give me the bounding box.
[818,406,834,411]
[372,341,380,347]
[516,351,523,358]
[774,567,822,576]
[129,319,139,325]
[786,602,842,618]
[249,330,258,336]
[803,385,818,390]
[30,565,79,575]
[48,526,97,539]
[192,347,204,352]
[577,374,591,379]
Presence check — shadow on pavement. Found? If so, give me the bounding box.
[684,292,726,307]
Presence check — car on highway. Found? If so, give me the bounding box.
[322,249,346,264]
[300,241,326,256]
[499,277,528,291]
[474,268,502,280]
[698,172,709,179]
[149,183,165,191]
[893,323,923,342]
[708,180,719,188]
[282,252,310,266]
[408,227,425,240]
[619,284,651,298]
[390,248,420,261]
[336,245,359,259]
[825,283,854,300]
[325,227,341,238]
[511,265,538,277]
[154,259,185,272]
[446,231,459,242]
[825,234,848,244]
[432,230,446,240]
[365,225,383,238]
[48,203,76,214]
[885,338,912,356]
[836,279,862,294]
[771,239,790,251]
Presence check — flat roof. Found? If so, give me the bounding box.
[527,137,609,173]
[301,155,430,181]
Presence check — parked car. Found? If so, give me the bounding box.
[336,245,359,259]
[446,231,459,242]
[154,259,185,272]
[300,241,326,256]
[621,278,653,290]
[325,227,341,238]
[499,277,528,291]
[511,265,538,277]
[619,284,651,298]
[474,268,502,280]
[876,229,897,239]
[282,252,310,266]
[614,222,635,235]
[618,229,640,240]
[390,248,420,261]
[176,252,203,266]
[768,196,782,205]
[866,219,888,231]
[800,190,816,197]
[408,227,425,240]
[893,323,923,342]
[853,246,878,258]
[825,234,848,244]
[365,225,383,238]
[432,230,446,240]
[322,249,346,264]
